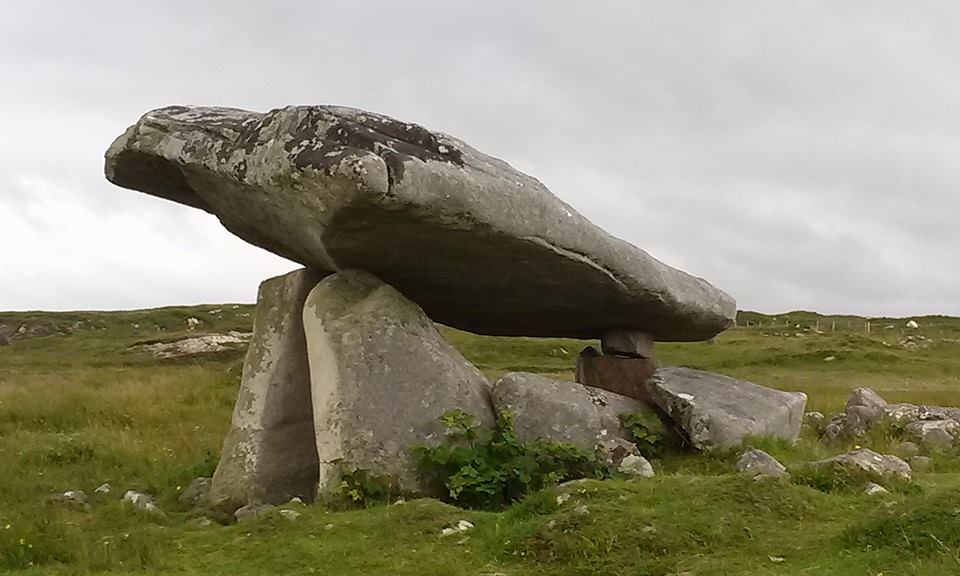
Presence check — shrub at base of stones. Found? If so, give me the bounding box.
[619,411,677,458]
[412,410,610,510]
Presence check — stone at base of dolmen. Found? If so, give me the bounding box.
[575,347,658,403]
[644,367,807,450]
[600,330,654,358]
[207,268,326,513]
[302,270,495,494]
[491,372,655,451]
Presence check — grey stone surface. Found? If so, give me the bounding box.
[810,449,912,483]
[863,482,889,496]
[179,477,212,507]
[303,270,495,494]
[235,503,275,524]
[846,387,887,412]
[918,405,960,422]
[601,330,654,358]
[736,449,788,478]
[105,105,736,341]
[905,419,960,449]
[575,349,657,402]
[208,268,325,513]
[596,437,640,468]
[619,454,655,478]
[883,403,921,425]
[492,372,654,451]
[644,367,807,450]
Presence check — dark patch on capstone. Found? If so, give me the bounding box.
[281,108,464,187]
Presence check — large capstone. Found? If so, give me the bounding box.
[302,270,495,493]
[644,367,807,450]
[105,105,736,341]
[207,269,325,513]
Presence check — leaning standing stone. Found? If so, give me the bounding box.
[207,268,326,513]
[303,270,495,494]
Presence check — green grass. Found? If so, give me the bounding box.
[2,307,960,574]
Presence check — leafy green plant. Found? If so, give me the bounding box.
[329,468,395,509]
[413,410,609,509]
[619,411,671,457]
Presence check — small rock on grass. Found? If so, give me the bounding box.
[48,490,90,510]
[909,455,933,471]
[440,520,474,536]
[864,482,889,496]
[619,454,655,478]
[736,449,787,478]
[94,483,111,495]
[122,491,165,517]
[279,509,301,521]
[235,503,275,524]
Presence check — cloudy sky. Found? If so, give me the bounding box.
[2,1,958,317]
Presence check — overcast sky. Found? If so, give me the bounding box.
[2,1,958,317]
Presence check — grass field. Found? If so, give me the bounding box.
[2,307,960,575]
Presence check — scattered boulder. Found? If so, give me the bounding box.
[883,403,921,426]
[179,477,212,507]
[235,503,275,524]
[303,270,495,494]
[134,331,252,359]
[208,269,326,514]
[618,454,655,478]
[596,438,641,468]
[94,483,112,495]
[278,509,301,521]
[493,372,653,451]
[905,420,959,449]
[105,104,736,341]
[846,388,887,414]
[917,405,960,422]
[47,490,90,510]
[810,449,911,483]
[440,520,474,537]
[906,320,919,329]
[644,367,807,450]
[803,412,825,428]
[122,491,165,516]
[736,449,788,478]
[863,482,889,496]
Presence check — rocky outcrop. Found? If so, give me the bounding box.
[105,105,736,341]
[133,331,252,359]
[302,270,495,493]
[644,367,807,450]
[491,372,654,451]
[207,269,325,513]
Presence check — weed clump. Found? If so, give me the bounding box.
[413,410,609,509]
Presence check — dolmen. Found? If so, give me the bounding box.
[105,105,800,514]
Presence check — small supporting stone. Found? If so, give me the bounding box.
[601,330,654,358]
[575,346,658,403]
[207,268,326,514]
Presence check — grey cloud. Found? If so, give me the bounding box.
[2,0,958,316]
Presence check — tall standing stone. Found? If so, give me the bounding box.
[206,268,325,513]
[302,270,495,493]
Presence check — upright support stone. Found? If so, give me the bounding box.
[302,270,495,494]
[576,346,658,403]
[601,330,654,358]
[206,268,325,513]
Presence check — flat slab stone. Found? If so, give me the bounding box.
[644,367,807,450]
[105,105,736,341]
[208,269,325,512]
[491,372,655,451]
